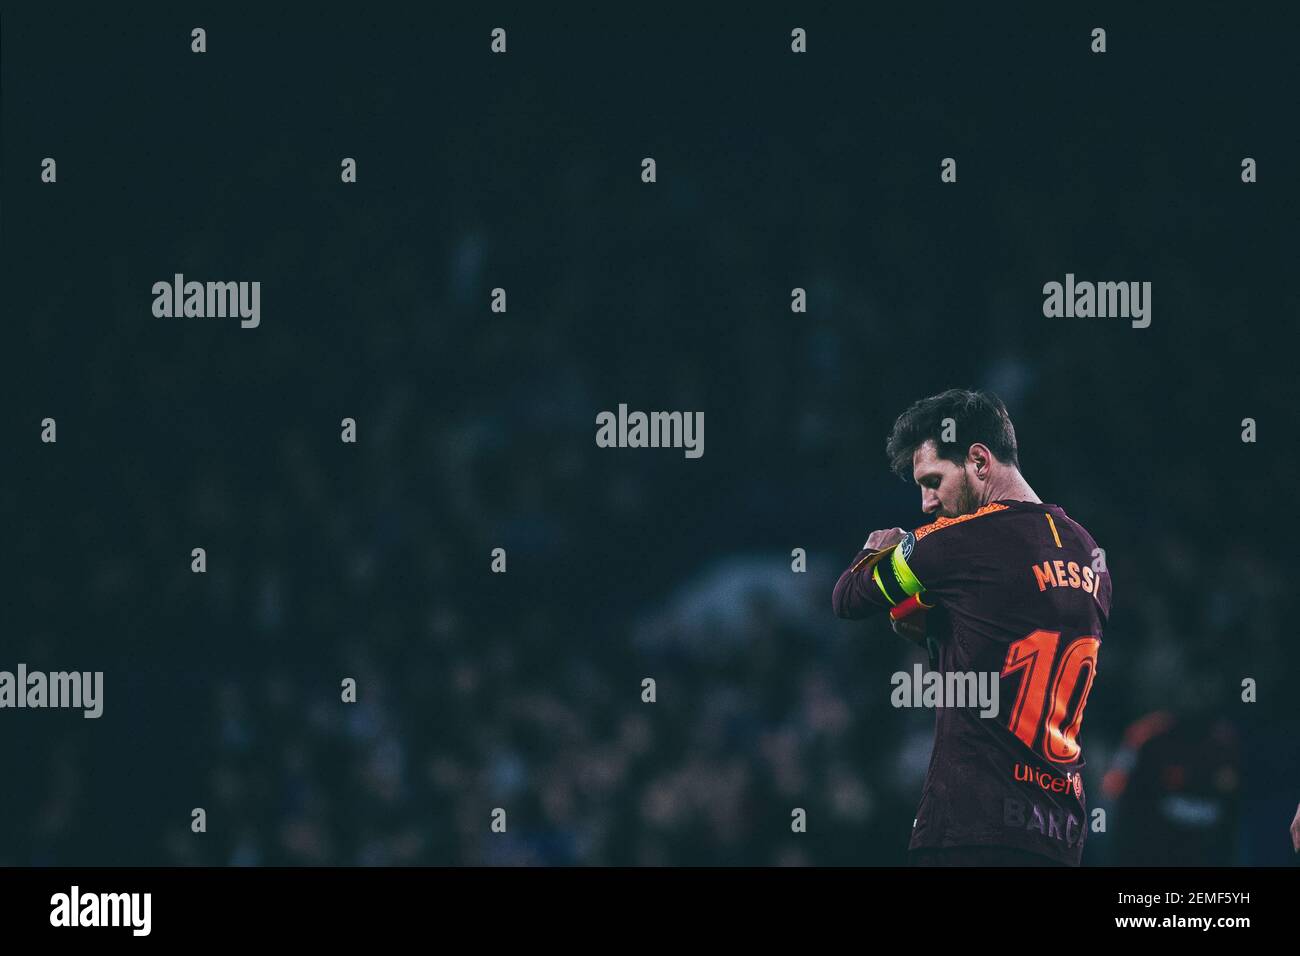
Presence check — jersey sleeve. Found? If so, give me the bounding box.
[831,546,898,619]
[892,507,997,607]
[833,507,1002,620]
[830,533,947,619]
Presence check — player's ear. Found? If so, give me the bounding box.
[968,443,991,480]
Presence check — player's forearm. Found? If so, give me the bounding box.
[832,548,890,619]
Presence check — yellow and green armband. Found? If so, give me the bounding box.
[863,533,933,616]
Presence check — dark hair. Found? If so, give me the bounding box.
[885,389,1020,480]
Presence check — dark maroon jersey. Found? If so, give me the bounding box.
[833,499,1112,865]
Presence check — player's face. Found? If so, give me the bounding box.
[912,440,980,518]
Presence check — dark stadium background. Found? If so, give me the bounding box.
[5,9,1298,866]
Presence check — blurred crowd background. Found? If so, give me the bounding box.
[7,12,1298,865]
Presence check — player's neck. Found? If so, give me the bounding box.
[983,469,1041,506]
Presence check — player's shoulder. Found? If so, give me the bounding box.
[911,501,1014,544]
[1033,501,1101,549]
[907,499,1091,556]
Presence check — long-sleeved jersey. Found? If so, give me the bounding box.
[833,499,1112,865]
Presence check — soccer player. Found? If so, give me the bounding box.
[833,389,1112,866]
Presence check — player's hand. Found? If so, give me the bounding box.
[892,614,928,647]
[864,527,907,551]
[1290,801,1300,852]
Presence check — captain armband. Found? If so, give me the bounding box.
[867,532,935,615]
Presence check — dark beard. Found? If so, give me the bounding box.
[945,474,980,518]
